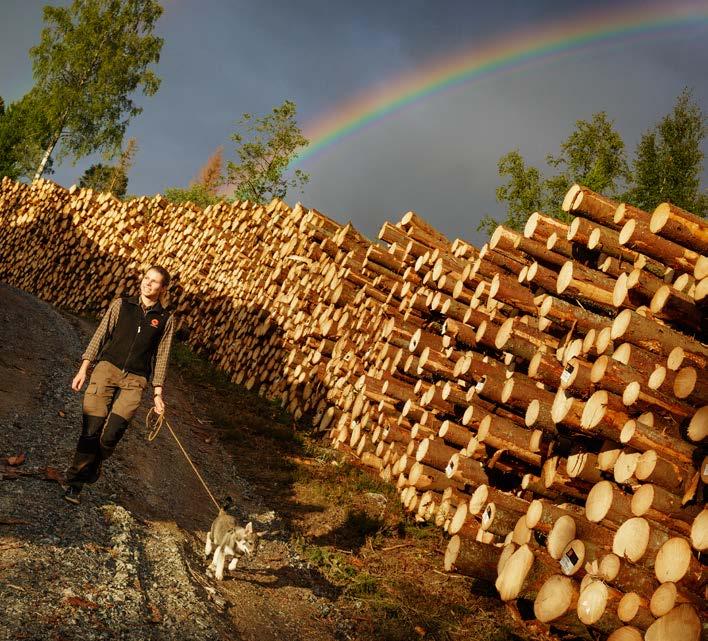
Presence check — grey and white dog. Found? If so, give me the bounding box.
[205,507,261,580]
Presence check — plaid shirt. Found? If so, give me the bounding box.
[82,298,175,388]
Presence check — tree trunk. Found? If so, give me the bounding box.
[32,134,60,182]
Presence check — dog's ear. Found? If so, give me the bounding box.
[244,521,253,534]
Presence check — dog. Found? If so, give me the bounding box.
[205,506,261,581]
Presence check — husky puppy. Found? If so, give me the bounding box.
[205,507,261,580]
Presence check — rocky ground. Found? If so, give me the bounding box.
[0,283,535,641]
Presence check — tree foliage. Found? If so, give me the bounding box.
[226,100,309,203]
[163,184,221,209]
[491,94,706,233]
[78,163,128,197]
[547,112,629,197]
[0,90,55,180]
[478,151,543,234]
[28,0,163,178]
[630,89,706,216]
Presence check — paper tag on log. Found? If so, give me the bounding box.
[560,365,573,385]
[482,505,492,528]
[475,377,486,393]
[560,554,574,574]
[560,547,579,575]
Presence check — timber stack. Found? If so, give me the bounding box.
[0,175,705,640]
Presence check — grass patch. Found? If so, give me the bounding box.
[171,341,232,389]
[397,520,440,541]
[345,571,379,597]
[295,537,358,583]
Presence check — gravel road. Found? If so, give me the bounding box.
[0,284,344,641]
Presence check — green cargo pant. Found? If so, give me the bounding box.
[65,361,147,489]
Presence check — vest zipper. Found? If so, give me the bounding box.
[122,305,146,373]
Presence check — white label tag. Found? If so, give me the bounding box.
[475,376,486,393]
[560,555,574,574]
[560,365,573,384]
[482,504,492,527]
[560,547,579,575]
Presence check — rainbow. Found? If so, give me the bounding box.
[293,2,708,165]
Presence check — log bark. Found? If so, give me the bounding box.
[611,308,708,367]
[650,202,708,256]
[619,217,702,276]
[443,534,501,581]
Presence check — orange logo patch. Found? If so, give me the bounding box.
[151,319,159,328]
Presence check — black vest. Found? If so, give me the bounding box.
[100,297,170,379]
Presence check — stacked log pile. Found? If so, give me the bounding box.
[0,175,705,640]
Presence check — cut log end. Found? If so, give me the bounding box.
[687,405,708,442]
[534,574,577,622]
[612,517,650,563]
[618,218,636,245]
[654,537,693,584]
[649,582,678,617]
[581,390,608,430]
[495,544,534,602]
[547,514,576,560]
[443,534,461,572]
[617,592,645,624]
[577,578,610,625]
[562,184,581,212]
[649,202,670,233]
[611,308,632,340]
[690,508,708,551]
[556,261,573,294]
[585,480,614,523]
[645,604,700,641]
[607,627,643,641]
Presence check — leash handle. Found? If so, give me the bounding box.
[145,408,221,511]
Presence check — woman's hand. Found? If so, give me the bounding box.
[71,360,90,392]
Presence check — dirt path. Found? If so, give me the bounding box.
[0,284,344,641]
[1,284,535,641]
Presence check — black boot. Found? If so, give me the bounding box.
[99,413,129,459]
[63,486,82,505]
[65,414,107,487]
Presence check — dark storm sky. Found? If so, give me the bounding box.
[1,0,706,245]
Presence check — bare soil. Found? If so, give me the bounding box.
[0,283,542,641]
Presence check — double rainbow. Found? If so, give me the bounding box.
[294,2,708,165]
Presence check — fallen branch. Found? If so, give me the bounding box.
[0,517,32,526]
[380,543,415,552]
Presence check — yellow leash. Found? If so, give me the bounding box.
[146,407,221,511]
